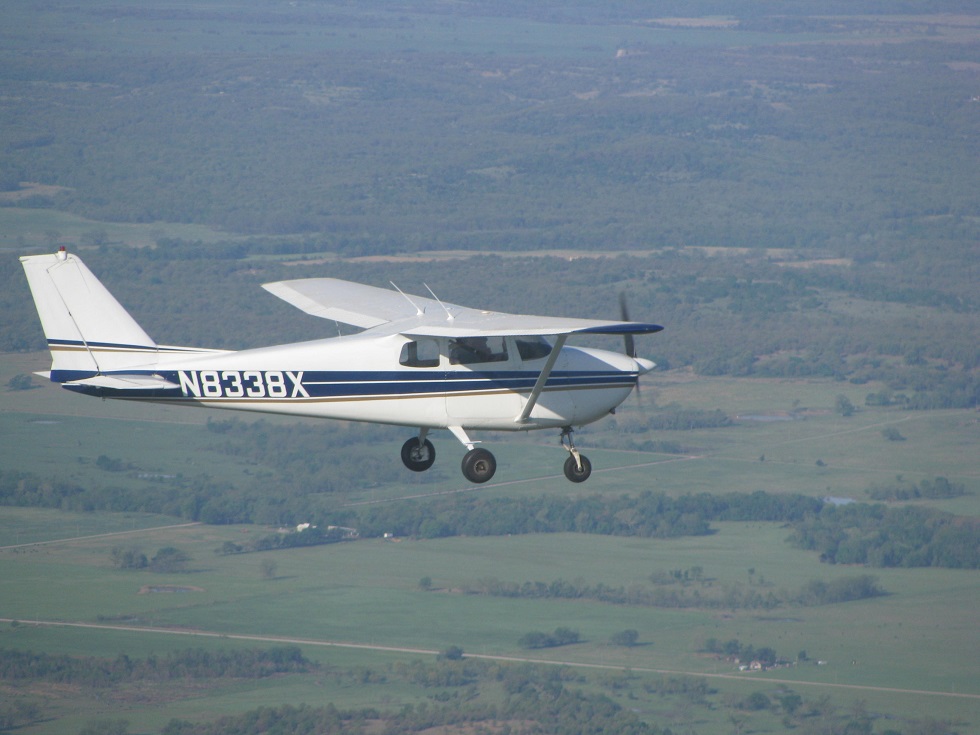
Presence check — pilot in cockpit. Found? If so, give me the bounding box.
[450,337,492,364]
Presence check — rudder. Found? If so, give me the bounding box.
[20,248,158,381]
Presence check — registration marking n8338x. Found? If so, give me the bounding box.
[178,370,309,399]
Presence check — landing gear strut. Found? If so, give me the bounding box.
[560,427,592,483]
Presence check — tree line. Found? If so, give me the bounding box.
[0,647,315,687]
[865,476,966,502]
[456,574,885,611]
[788,503,980,568]
[518,627,581,650]
[3,459,975,569]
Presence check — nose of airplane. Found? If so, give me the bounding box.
[634,357,657,375]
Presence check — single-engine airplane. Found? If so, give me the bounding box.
[21,248,662,484]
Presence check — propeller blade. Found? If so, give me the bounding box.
[619,292,635,358]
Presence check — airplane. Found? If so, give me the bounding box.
[20,247,663,484]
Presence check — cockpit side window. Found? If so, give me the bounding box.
[399,339,440,368]
[515,336,553,361]
[449,336,508,365]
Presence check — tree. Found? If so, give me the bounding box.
[552,627,580,646]
[779,691,803,714]
[609,629,639,647]
[418,576,433,591]
[518,632,552,650]
[260,558,277,580]
[110,546,147,570]
[518,628,579,649]
[95,455,126,472]
[835,394,855,417]
[743,691,770,710]
[438,646,464,661]
[149,547,191,573]
[5,374,33,391]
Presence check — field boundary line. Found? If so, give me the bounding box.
[3,618,978,702]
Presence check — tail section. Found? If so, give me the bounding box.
[20,248,158,382]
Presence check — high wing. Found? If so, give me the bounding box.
[262,278,427,329]
[262,278,663,338]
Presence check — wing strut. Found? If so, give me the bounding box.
[515,334,567,424]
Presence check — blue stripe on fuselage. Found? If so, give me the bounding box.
[63,369,636,401]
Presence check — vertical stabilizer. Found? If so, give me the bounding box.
[20,248,158,381]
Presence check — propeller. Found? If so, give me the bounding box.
[618,291,646,406]
[619,292,636,358]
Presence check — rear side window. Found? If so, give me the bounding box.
[399,339,440,368]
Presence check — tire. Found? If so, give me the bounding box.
[461,447,496,484]
[401,437,436,472]
[563,454,592,483]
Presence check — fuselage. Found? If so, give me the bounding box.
[61,332,644,432]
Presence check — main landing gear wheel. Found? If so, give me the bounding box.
[461,447,496,484]
[563,454,592,483]
[559,426,592,483]
[401,437,436,472]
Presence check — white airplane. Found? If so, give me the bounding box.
[21,248,662,484]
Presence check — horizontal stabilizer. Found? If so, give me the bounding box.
[62,373,181,399]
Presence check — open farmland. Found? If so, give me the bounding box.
[1,347,978,733]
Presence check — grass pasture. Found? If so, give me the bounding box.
[1,516,979,733]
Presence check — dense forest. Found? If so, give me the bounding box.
[2,1,978,405]
[2,4,977,253]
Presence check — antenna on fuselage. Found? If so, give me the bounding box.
[390,281,424,316]
[423,283,454,322]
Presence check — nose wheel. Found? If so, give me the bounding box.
[560,427,592,483]
[401,434,436,472]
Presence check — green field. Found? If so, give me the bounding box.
[2,351,978,734]
[1,517,978,733]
